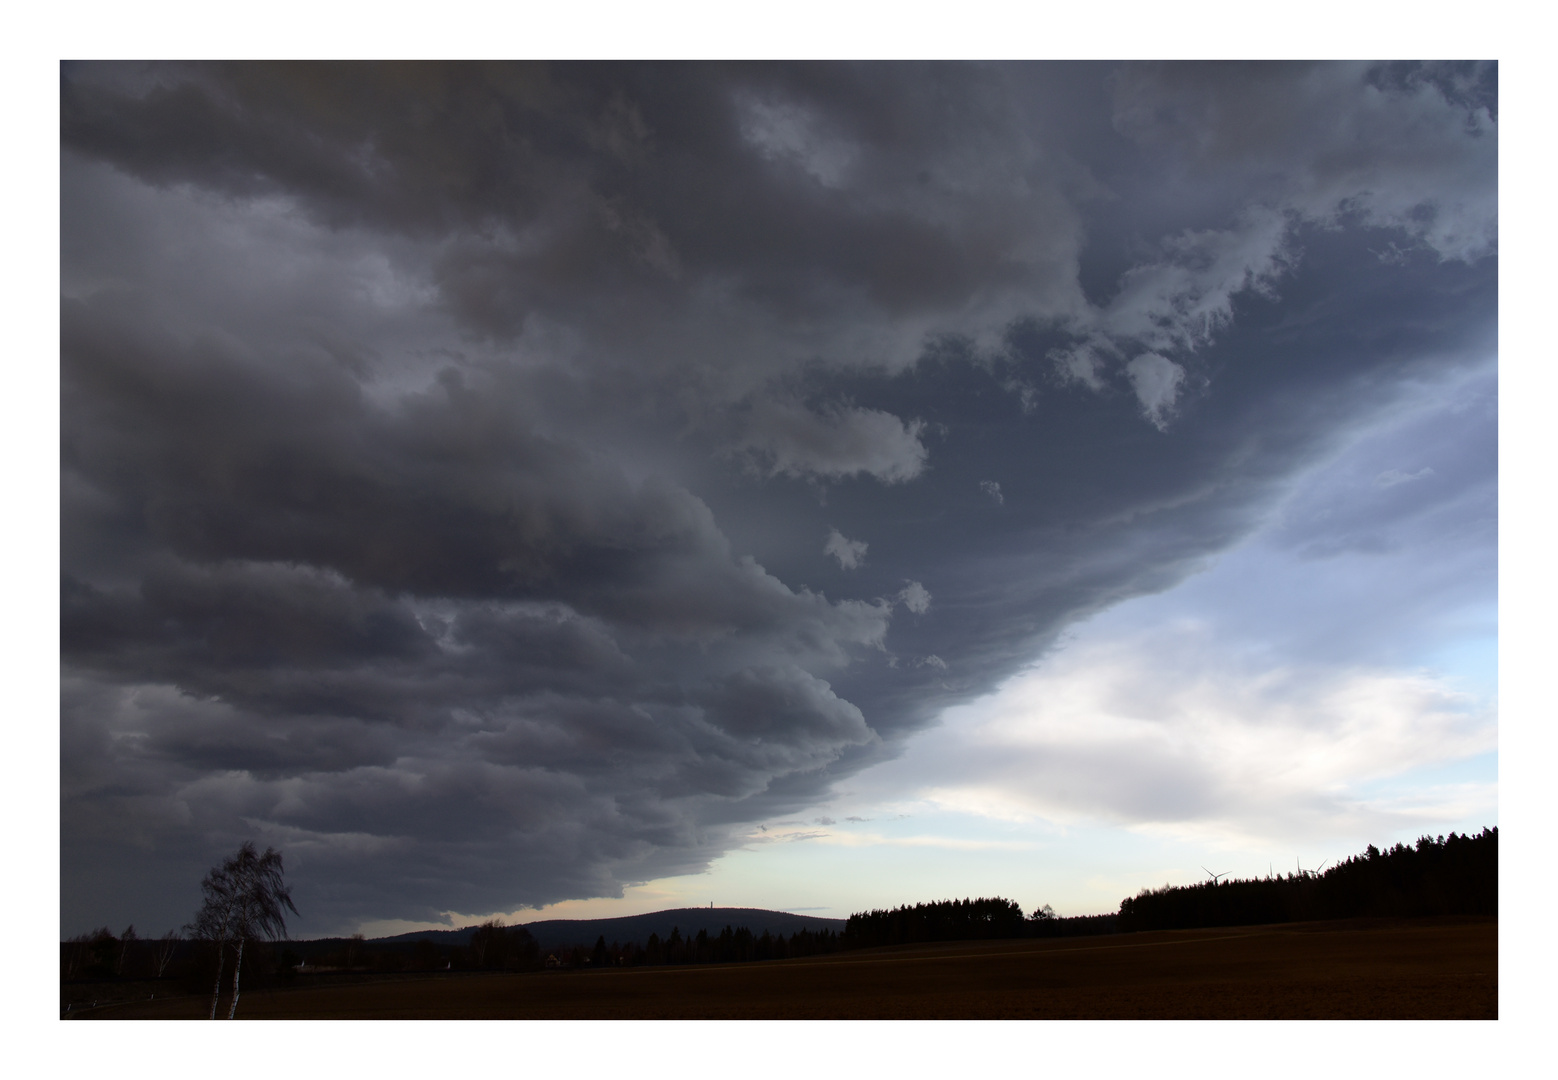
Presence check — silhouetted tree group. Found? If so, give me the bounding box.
[1025,912,1119,938]
[844,897,1028,948]
[837,897,1118,947]
[1116,828,1496,932]
[63,926,137,980]
[628,924,844,966]
[467,919,541,971]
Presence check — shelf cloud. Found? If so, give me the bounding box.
[61,61,1496,934]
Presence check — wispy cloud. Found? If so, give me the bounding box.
[1376,467,1435,488]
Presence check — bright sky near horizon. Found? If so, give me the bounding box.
[59,59,1499,940]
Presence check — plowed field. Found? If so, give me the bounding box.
[77,917,1495,1020]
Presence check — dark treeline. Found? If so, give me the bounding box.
[427,920,847,970]
[63,902,1111,995]
[1027,912,1119,938]
[844,898,1116,948]
[62,918,851,995]
[62,931,295,1012]
[1117,828,1497,932]
[66,827,1495,1002]
[436,916,841,966]
[634,924,842,965]
[62,926,188,982]
[450,920,846,969]
[844,897,1025,947]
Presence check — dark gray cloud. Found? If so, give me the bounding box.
[60,61,1495,934]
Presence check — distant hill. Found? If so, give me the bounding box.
[371,907,845,951]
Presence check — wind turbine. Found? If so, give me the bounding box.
[1202,866,1229,885]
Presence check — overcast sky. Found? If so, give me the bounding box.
[60,60,1498,937]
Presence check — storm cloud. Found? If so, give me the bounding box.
[60,61,1495,934]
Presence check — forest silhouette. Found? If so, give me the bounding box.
[64,826,1496,1006]
[1117,827,1496,931]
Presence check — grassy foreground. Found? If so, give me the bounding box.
[76,917,1495,1020]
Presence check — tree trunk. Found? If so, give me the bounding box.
[209,942,225,1019]
[227,938,245,1019]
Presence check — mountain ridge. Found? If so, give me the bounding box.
[367,906,846,951]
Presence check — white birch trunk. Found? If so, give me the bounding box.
[227,938,245,1019]
[209,942,225,1020]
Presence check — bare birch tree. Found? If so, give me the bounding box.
[187,842,299,1019]
[187,862,237,1019]
[152,929,181,978]
[63,932,90,980]
[222,843,298,1018]
[117,924,137,976]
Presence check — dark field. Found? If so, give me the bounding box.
[77,917,1495,1020]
